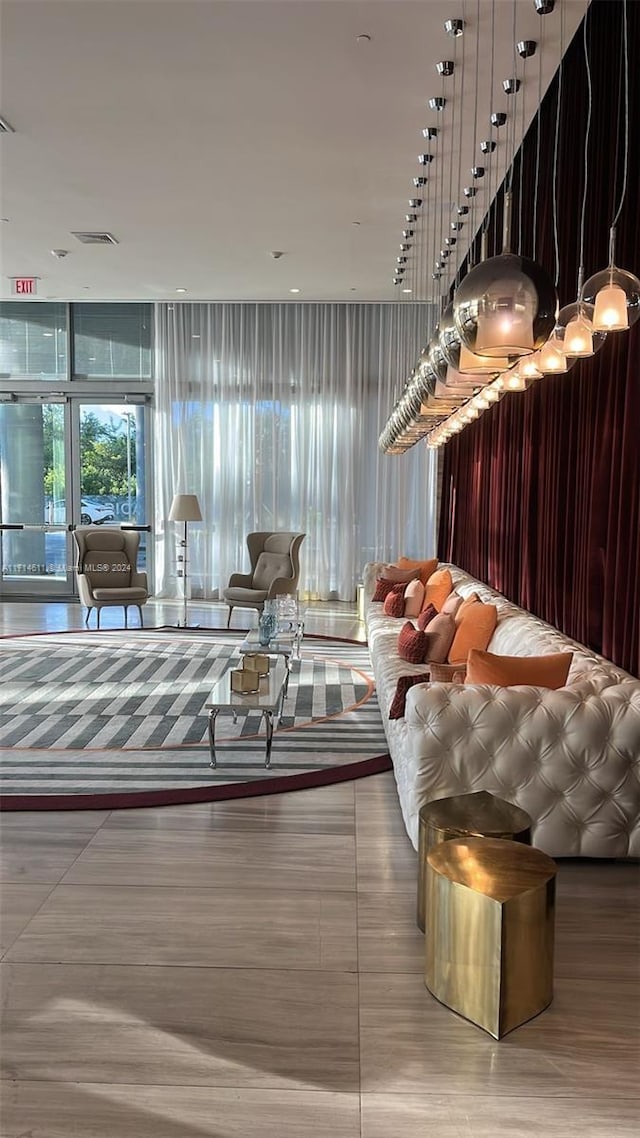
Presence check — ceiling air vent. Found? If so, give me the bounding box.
[0,116,16,133]
[71,231,119,245]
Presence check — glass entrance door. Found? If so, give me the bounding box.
[0,399,72,594]
[75,402,148,571]
[0,398,150,595]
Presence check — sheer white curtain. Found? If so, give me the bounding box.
[154,302,438,602]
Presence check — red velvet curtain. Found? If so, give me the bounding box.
[438,0,640,677]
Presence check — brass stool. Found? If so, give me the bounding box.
[425,836,556,1038]
[417,791,532,931]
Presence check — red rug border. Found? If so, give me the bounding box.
[0,625,392,811]
[0,754,392,812]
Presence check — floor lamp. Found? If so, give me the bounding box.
[169,493,203,628]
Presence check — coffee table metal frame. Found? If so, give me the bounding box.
[205,656,288,770]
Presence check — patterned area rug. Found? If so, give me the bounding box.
[0,629,391,809]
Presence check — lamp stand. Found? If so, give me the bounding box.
[168,493,203,629]
[176,519,199,629]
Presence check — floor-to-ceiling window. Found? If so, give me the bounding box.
[154,301,438,603]
[0,302,154,597]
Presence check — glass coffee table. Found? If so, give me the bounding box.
[205,656,288,770]
[238,621,304,699]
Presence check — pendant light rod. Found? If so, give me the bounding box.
[611,0,629,233]
[502,190,513,255]
[551,1,564,288]
[576,6,593,299]
[605,0,629,272]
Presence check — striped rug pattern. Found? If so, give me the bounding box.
[0,630,389,802]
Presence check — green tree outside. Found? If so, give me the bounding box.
[42,407,136,498]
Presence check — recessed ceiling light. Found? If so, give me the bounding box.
[355,33,371,44]
[289,288,300,294]
[191,334,200,339]
[402,288,412,294]
[43,332,54,337]
[175,287,188,293]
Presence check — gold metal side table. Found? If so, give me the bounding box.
[417,791,532,931]
[425,836,556,1039]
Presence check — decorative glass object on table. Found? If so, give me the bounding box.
[258,600,278,646]
[276,594,304,658]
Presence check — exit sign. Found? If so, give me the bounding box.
[12,277,38,295]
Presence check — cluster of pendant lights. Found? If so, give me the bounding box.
[380,1,640,455]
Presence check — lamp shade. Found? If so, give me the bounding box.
[453,253,556,358]
[583,266,640,331]
[169,493,203,522]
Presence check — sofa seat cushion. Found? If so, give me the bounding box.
[224,586,269,604]
[92,586,148,601]
[466,648,573,689]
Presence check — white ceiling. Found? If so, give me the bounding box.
[0,0,588,303]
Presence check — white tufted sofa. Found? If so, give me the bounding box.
[363,562,640,858]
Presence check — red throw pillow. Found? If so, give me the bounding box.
[372,577,396,602]
[417,603,438,631]
[383,586,406,617]
[389,673,431,719]
[398,620,430,664]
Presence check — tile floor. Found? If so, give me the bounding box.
[1,599,639,1136]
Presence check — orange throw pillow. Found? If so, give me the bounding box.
[466,648,573,689]
[422,568,453,613]
[396,556,438,587]
[448,602,498,664]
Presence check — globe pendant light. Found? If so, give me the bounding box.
[584,243,640,331]
[438,302,463,369]
[537,337,568,373]
[562,311,593,357]
[453,195,557,358]
[428,336,450,383]
[556,301,607,358]
[583,1,640,332]
[593,279,629,330]
[459,341,508,375]
[503,368,527,392]
[516,354,544,381]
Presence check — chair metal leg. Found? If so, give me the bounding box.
[96,608,101,630]
[124,606,128,628]
[227,607,233,628]
[85,607,91,627]
[137,605,144,627]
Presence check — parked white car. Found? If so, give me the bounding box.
[80,499,115,525]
